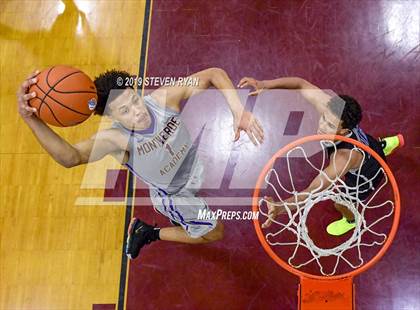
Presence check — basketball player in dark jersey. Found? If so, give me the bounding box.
[17,68,264,259]
[238,76,403,236]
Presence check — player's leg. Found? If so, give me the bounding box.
[156,159,222,244]
[157,194,221,243]
[326,164,384,237]
[126,190,221,259]
[125,218,160,259]
[326,134,398,237]
[333,202,354,221]
[125,218,222,260]
[159,221,223,243]
[379,134,404,156]
[326,202,356,236]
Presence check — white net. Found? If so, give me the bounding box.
[259,140,395,276]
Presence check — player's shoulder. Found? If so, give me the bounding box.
[148,88,181,113]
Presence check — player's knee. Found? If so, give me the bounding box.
[214,221,224,240]
[204,221,224,242]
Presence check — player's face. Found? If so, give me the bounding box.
[109,89,151,130]
[317,110,347,135]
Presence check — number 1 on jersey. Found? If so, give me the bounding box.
[165,143,175,156]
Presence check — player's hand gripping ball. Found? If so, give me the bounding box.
[28,65,98,127]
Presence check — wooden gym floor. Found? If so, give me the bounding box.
[1,1,148,309]
[1,1,419,310]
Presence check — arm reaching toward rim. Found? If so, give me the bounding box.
[238,76,332,114]
[262,148,362,228]
[151,67,264,145]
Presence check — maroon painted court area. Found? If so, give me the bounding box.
[126,1,419,309]
[92,304,115,310]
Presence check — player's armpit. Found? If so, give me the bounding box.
[109,149,129,165]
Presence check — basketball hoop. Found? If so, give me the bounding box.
[252,134,400,310]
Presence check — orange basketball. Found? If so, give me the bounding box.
[28,65,98,127]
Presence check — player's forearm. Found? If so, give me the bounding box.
[209,68,244,116]
[260,77,306,90]
[302,175,332,198]
[253,76,328,114]
[284,175,331,205]
[23,116,80,167]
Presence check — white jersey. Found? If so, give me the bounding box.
[113,95,198,194]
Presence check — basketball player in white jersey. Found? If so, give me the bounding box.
[17,68,264,260]
[238,76,403,236]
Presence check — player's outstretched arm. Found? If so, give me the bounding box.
[152,67,264,145]
[262,149,362,228]
[71,129,127,167]
[17,71,122,168]
[152,68,242,111]
[238,76,332,114]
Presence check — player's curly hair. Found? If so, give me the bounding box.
[93,69,133,116]
[328,95,362,130]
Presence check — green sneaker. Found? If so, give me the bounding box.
[380,134,404,156]
[326,217,356,236]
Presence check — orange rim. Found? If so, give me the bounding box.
[252,134,401,281]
